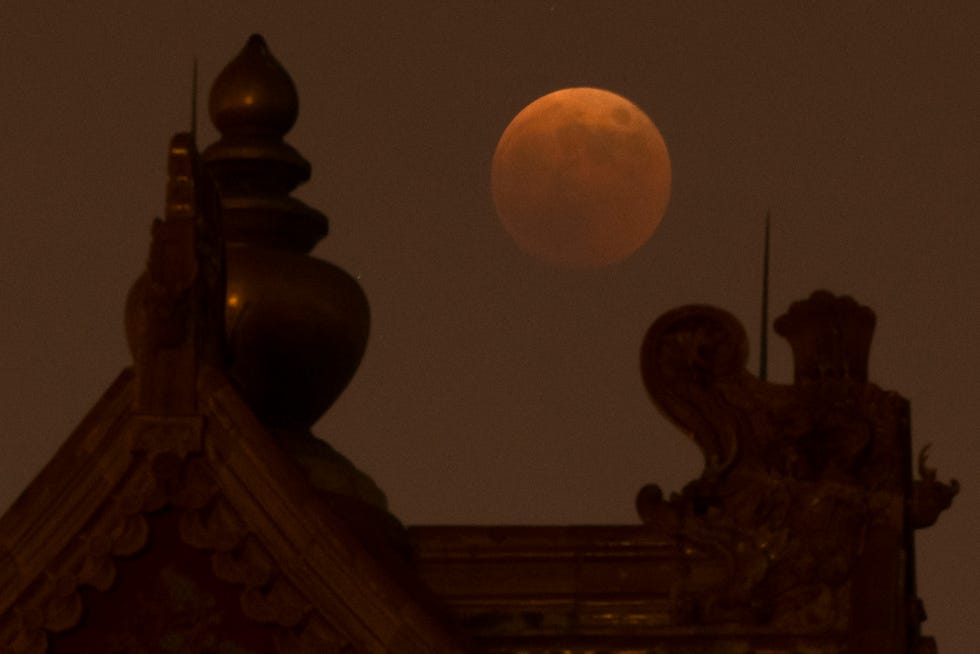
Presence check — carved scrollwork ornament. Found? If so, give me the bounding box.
[636,293,951,635]
[911,444,959,529]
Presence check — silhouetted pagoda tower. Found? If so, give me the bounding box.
[0,35,957,654]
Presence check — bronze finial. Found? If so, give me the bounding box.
[199,36,375,511]
[208,34,299,138]
[202,34,324,253]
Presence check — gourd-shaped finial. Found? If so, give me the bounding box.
[209,34,299,137]
[203,34,325,253]
[201,35,371,451]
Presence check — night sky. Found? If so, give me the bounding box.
[2,2,977,649]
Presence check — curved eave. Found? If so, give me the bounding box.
[0,366,467,653]
[0,368,135,617]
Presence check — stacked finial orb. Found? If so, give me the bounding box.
[209,34,299,138]
[201,35,370,437]
[202,35,324,252]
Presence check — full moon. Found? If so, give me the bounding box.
[491,87,671,268]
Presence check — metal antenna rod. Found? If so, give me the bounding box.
[191,57,199,139]
[759,211,771,381]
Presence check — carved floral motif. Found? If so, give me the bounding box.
[0,413,357,654]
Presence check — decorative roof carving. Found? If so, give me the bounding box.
[125,130,226,415]
[0,30,959,654]
[412,293,957,653]
[0,37,462,652]
[0,366,466,653]
[912,445,960,530]
[774,290,876,385]
[634,293,955,644]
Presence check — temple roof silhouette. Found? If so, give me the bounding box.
[0,35,957,654]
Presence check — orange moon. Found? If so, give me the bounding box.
[491,87,671,268]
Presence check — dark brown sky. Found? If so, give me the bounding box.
[2,2,977,649]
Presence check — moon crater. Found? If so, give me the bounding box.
[491,87,671,268]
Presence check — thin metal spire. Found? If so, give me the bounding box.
[191,57,199,139]
[759,211,771,381]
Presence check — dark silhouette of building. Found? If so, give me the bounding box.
[0,35,957,653]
